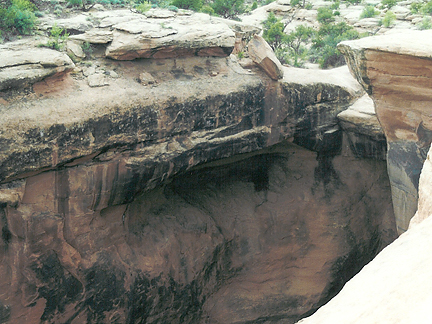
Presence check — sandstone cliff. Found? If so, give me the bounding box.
[339,30,432,233]
[297,30,432,324]
[0,10,398,324]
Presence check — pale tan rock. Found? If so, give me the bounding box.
[247,35,283,80]
[410,144,432,227]
[105,13,236,60]
[67,40,86,60]
[297,212,432,324]
[69,29,113,44]
[87,73,109,87]
[0,46,75,91]
[138,72,155,85]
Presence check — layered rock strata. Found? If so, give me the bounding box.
[339,30,432,233]
[0,14,398,323]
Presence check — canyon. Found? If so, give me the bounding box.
[0,7,431,324]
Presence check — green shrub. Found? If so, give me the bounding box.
[211,0,245,18]
[305,2,312,9]
[311,21,360,68]
[41,23,69,50]
[0,0,37,35]
[290,0,300,5]
[330,0,339,10]
[418,16,432,29]
[171,0,202,10]
[421,0,432,14]
[380,0,397,9]
[410,1,423,13]
[380,10,396,27]
[360,5,379,18]
[136,1,152,11]
[317,7,335,24]
[345,0,361,6]
[251,1,258,9]
[200,4,215,14]
[262,12,287,50]
[285,24,314,67]
[81,41,93,57]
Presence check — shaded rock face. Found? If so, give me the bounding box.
[0,141,396,323]
[339,30,432,233]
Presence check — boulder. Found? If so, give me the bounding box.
[339,30,432,233]
[69,29,114,44]
[0,46,75,91]
[105,13,236,60]
[247,34,284,80]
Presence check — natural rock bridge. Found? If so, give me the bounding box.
[4,11,428,324]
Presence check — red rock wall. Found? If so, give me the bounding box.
[0,142,396,323]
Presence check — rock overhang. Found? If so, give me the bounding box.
[338,30,432,232]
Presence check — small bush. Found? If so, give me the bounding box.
[330,0,339,10]
[380,10,396,27]
[41,23,69,50]
[136,1,152,11]
[317,7,335,24]
[410,1,423,13]
[290,0,300,5]
[211,0,245,18]
[262,12,287,50]
[421,0,432,14]
[251,1,258,9]
[345,0,361,6]
[0,0,37,35]
[171,0,202,10]
[200,4,215,14]
[81,41,93,57]
[311,21,360,68]
[418,16,432,29]
[380,0,397,9]
[360,5,379,18]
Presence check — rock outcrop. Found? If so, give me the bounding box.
[339,30,432,233]
[0,47,75,91]
[248,35,284,80]
[296,144,432,324]
[0,10,399,323]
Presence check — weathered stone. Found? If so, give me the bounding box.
[296,199,432,324]
[410,144,432,227]
[339,30,432,233]
[0,46,75,91]
[39,15,95,33]
[105,13,236,60]
[87,73,109,87]
[248,34,284,80]
[338,94,386,160]
[69,29,114,44]
[66,40,86,60]
[138,71,155,85]
[0,140,396,323]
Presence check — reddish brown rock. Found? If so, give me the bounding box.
[0,141,396,323]
[339,30,432,233]
[248,35,284,80]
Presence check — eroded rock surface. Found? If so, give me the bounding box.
[0,141,396,323]
[0,47,75,91]
[339,30,432,233]
[0,11,400,323]
[297,145,432,324]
